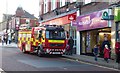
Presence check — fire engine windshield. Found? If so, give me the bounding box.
[46,30,65,39]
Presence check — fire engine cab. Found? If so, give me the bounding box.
[18,25,67,56]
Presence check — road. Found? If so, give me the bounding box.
[0,44,119,73]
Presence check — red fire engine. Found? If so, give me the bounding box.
[18,25,67,56]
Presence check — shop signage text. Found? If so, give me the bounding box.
[73,10,108,31]
[42,13,76,25]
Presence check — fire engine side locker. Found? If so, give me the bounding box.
[18,30,32,53]
[25,33,32,52]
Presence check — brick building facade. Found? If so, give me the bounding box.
[39,0,120,59]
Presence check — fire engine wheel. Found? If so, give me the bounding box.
[37,49,43,57]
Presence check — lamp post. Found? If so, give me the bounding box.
[15,16,20,43]
[5,0,8,44]
[68,13,76,37]
[5,16,10,44]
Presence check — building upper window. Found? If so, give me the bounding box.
[39,4,42,15]
[70,0,77,3]
[84,0,92,4]
[60,0,65,7]
[44,0,48,13]
[16,18,20,25]
[51,0,56,10]
[26,19,30,24]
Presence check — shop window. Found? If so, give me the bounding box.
[26,19,30,24]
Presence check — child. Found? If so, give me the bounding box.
[65,44,70,55]
[93,45,99,61]
[104,44,110,63]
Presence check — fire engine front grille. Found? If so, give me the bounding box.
[50,43,64,47]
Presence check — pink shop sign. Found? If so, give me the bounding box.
[73,11,108,31]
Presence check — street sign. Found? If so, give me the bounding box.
[68,14,76,21]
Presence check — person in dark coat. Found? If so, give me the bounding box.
[4,35,8,45]
[104,44,110,63]
[115,39,120,63]
[102,37,110,50]
[68,36,74,55]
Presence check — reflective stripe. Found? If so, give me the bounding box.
[27,41,30,44]
[42,39,45,42]
[35,40,39,42]
[18,38,20,41]
[22,37,24,41]
[19,41,21,44]
[18,37,41,46]
[26,38,29,41]
[48,40,64,43]
[19,31,31,34]
[31,38,33,41]
[33,42,36,46]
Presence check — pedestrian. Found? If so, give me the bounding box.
[1,35,4,45]
[68,36,74,55]
[104,44,110,63]
[5,35,8,45]
[93,45,99,61]
[8,34,11,44]
[115,39,120,63]
[65,44,70,55]
[101,37,110,57]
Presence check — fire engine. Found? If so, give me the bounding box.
[18,25,67,56]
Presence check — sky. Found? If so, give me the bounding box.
[0,0,39,22]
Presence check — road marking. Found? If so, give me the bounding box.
[61,58,120,71]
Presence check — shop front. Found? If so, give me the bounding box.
[73,9,112,56]
[114,7,120,41]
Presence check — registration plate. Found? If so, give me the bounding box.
[52,52,60,54]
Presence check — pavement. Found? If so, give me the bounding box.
[63,54,120,70]
[0,42,18,48]
[0,42,120,71]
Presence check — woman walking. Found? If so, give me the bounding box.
[104,44,110,63]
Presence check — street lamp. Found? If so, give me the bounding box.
[5,16,10,44]
[15,16,20,43]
